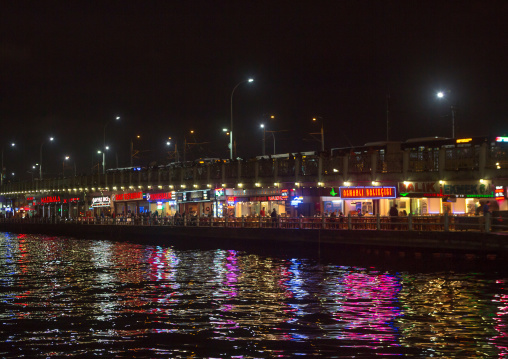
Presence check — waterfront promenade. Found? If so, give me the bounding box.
[2,214,507,260]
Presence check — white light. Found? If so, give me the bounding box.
[260,124,265,128]
[344,181,351,186]
[333,168,338,172]
[223,128,228,132]
[238,183,243,188]
[480,179,484,183]
[248,78,254,82]
[49,137,54,141]
[437,91,444,98]
[116,116,120,120]
[166,141,171,146]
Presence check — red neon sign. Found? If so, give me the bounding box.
[41,196,61,203]
[148,192,172,201]
[114,192,142,201]
[339,187,396,199]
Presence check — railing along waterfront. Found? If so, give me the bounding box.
[2,213,505,233]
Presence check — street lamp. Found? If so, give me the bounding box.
[312,117,325,151]
[103,116,120,174]
[1,142,15,186]
[230,78,254,159]
[130,134,141,167]
[39,137,54,180]
[436,91,456,138]
[260,124,266,156]
[63,156,70,177]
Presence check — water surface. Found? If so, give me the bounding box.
[1,232,507,357]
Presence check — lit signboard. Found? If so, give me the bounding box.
[456,138,472,143]
[496,137,508,142]
[215,188,225,197]
[147,192,172,201]
[40,196,61,204]
[92,196,111,207]
[113,192,143,201]
[339,186,396,199]
[268,196,284,201]
[281,189,288,199]
[495,186,505,201]
[291,196,303,206]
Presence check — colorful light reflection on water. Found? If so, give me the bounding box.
[0,232,507,357]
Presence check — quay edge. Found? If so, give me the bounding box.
[1,222,507,260]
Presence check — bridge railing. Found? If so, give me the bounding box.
[2,213,504,233]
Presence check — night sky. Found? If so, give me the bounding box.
[1,1,507,180]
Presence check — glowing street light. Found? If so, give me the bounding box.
[436,91,456,138]
[1,142,15,186]
[103,116,120,174]
[312,117,325,151]
[230,78,254,159]
[39,137,54,180]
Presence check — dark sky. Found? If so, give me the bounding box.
[1,0,508,180]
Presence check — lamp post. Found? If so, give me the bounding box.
[436,91,456,138]
[1,142,15,186]
[312,117,325,151]
[230,78,254,160]
[39,137,54,180]
[103,116,120,174]
[260,124,266,156]
[63,156,69,177]
[130,134,141,167]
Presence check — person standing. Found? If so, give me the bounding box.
[389,203,398,230]
[271,208,277,228]
[260,207,266,217]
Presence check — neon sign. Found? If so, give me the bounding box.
[147,192,172,201]
[268,196,284,201]
[339,186,396,199]
[281,189,288,199]
[41,196,61,203]
[291,196,303,206]
[113,192,142,201]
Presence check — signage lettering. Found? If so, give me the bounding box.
[340,186,396,199]
[113,192,142,201]
[41,196,61,204]
[92,197,111,207]
[147,192,172,201]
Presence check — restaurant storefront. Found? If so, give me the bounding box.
[112,191,148,216]
[338,186,397,216]
[176,190,213,217]
[91,196,112,217]
[226,188,290,217]
[147,191,177,216]
[36,194,85,218]
[398,181,499,215]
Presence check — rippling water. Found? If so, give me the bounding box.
[0,232,507,358]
